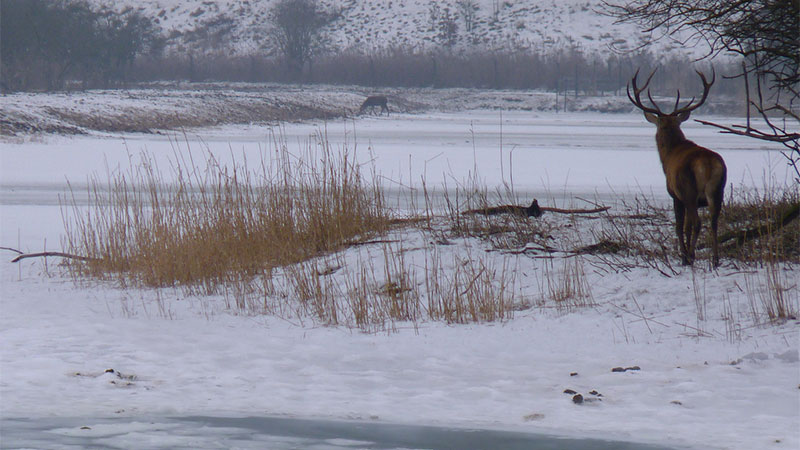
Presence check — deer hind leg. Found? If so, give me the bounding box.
[673,199,689,265]
[710,205,721,267]
[708,186,724,268]
[685,206,701,265]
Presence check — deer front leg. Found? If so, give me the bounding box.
[673,199,689,265]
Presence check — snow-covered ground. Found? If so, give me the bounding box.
[1,109,798,449]
[0,84,671,138]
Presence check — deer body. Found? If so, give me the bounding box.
[630,69,727,267]
[360,95,389,116]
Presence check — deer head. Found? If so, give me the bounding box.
[628,68,715,143]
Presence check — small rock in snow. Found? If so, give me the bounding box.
[612,366,640,373]
[563,389,578,395]
[523,413,545,421]
[572,394,584,404]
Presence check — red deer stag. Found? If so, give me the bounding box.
[628,68,727,267]
[359,95,390,116]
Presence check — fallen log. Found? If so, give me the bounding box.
[541,205,611,214]
[462,199,609,218]
[11,251,96,263]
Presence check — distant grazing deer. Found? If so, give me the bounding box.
[359,95,390,116]
[628,68,727,267]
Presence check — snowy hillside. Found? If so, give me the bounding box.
[100,0,701,58]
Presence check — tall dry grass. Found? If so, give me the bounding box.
[60,132,526,332]
[270,240,519,332]
[541,256,595,310]
[585,184,799,271]
[63,133,389,292]
[59,127,797,334]
[743,256,799,324]
[717,184,800,264]
[422,245,517,324]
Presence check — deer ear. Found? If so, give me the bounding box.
[677,111,691,122]
[644,112,659,124]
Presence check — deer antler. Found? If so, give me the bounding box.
[628,67,716,117]
[672,67,715,116]
[627,68,663,115]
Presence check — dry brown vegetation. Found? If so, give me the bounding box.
[45,102,348,134]
[63,134,389,293]
[60,134,798,331]
[715,186,800,264]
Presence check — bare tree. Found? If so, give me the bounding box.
[456,0,479,34]
[268,0,334,78]
[602,0,799,181]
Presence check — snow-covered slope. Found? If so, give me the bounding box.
[102,0,700,58]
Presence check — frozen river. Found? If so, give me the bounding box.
[0,111,791,251]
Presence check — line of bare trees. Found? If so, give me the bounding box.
[2,0,794,136]
[0,0,164,91]
[131,47,742,98]
[0,0,736,97]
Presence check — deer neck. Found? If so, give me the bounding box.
[655,125,689,168]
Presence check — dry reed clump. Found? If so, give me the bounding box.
[540,256,595,310]
[585,185,799,271]
[62,141,524,332]
[716,185,800,264]
[422,245,518,324]
[743,257,799,324]
[271,241,519,332]
[62,135,389,292]
[342,243,423,333]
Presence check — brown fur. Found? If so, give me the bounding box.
[359,95,389,116]
[629,68,726,267]
[644,111,727,267]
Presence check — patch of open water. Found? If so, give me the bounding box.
[1,416,684,450]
